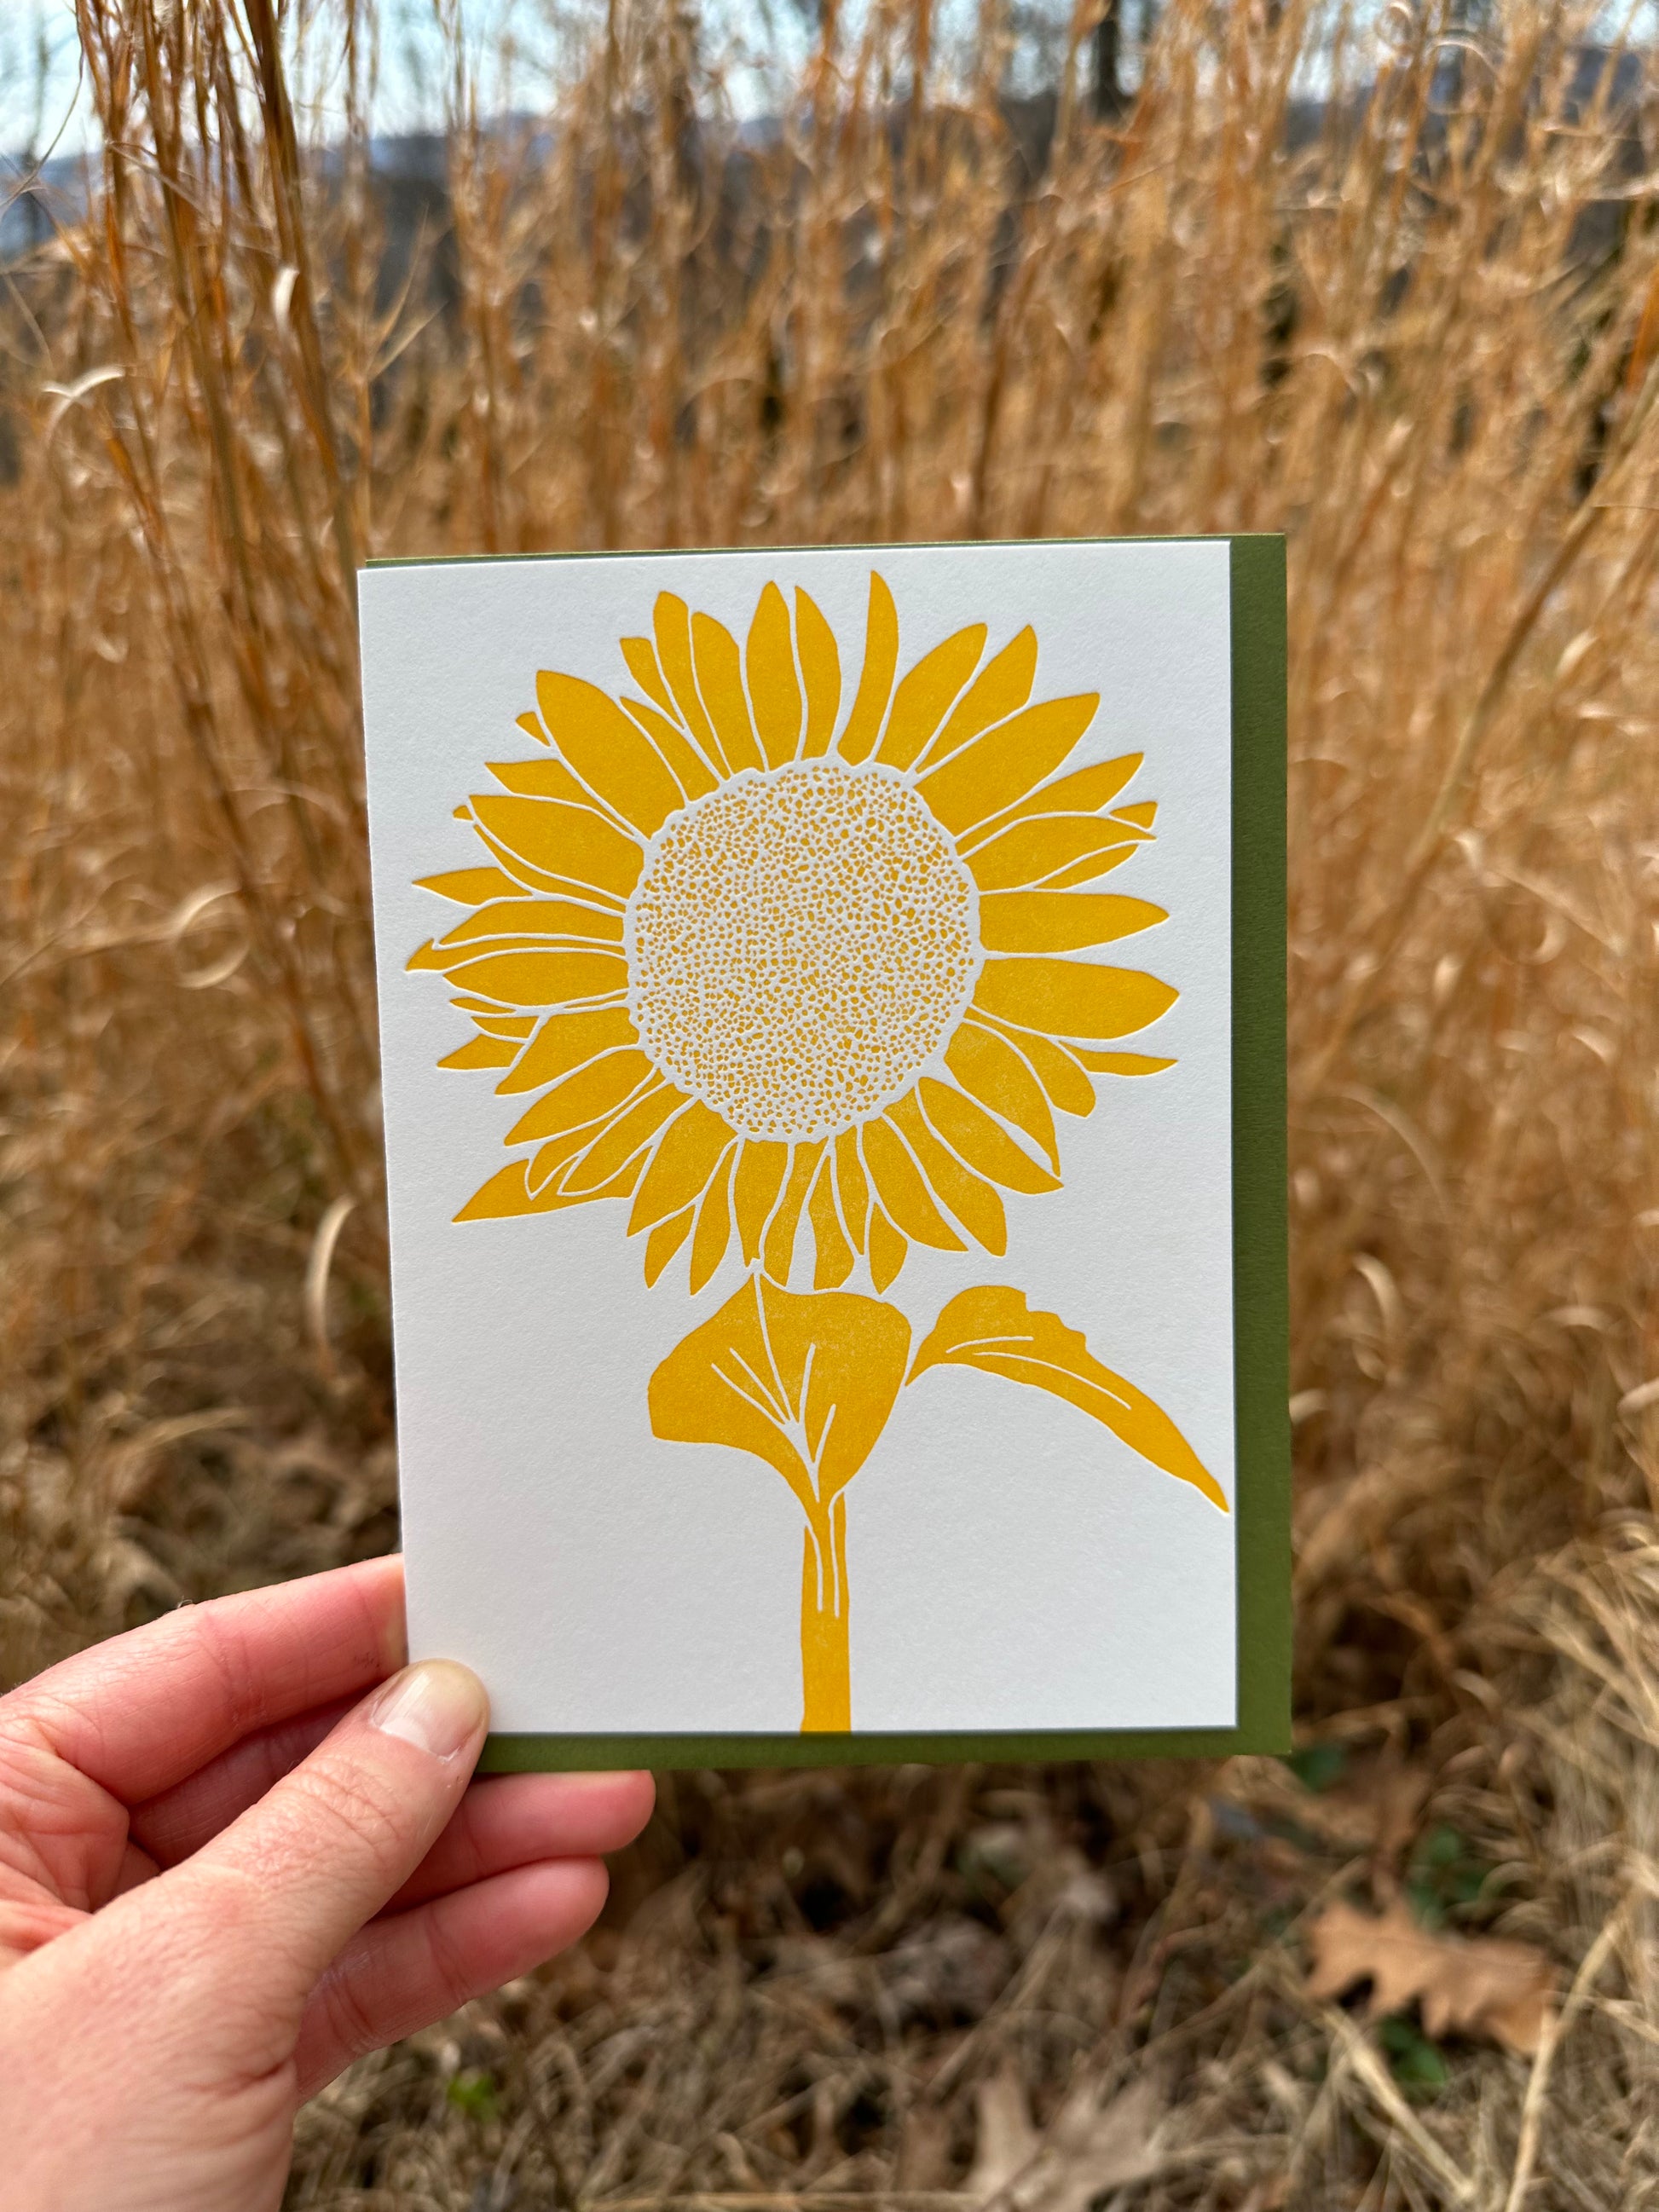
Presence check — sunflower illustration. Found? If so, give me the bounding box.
[411,572,1177,1285]
[411,572,1224,1734]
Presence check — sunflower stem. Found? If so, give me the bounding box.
[799,1497,851,1731]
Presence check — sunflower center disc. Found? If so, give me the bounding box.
[627,760,980,1142]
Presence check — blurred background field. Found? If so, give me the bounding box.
[4,0,1659,2203]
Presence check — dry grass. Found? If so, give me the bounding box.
[3,0,1659,2203]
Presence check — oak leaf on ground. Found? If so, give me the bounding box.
[967,2061,1166,2212]
[1304,1899,1555,2056]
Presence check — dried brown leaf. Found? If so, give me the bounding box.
[967,2062,1041,2201]
[968,2065,1165,2212]
[1305,1899,1555,2056]
[1039,2076,1166,2212]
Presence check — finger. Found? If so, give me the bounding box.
[165,1659,489,2016]
[3,1557,405,1806]
[292,1857,609,2099]
[134,1717,652,1896]
[129,1695,357,1866]
[111,1840,161,1897]
[0,1894,86,1958]
[386,1770,654,1912]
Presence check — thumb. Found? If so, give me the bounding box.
[168,1660,489,2022]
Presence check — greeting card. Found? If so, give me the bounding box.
[360,537,1287,1767]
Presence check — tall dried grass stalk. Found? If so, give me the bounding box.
[3,0,1658,2198]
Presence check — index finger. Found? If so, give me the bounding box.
[0,1556,406,1805]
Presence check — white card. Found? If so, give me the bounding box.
[361,539,1283,1763]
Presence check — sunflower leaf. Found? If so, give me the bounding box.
[907,1285,1227,1511]
[649,1274,912,1516]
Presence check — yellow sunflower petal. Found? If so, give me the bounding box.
[977,1012,1097,1118]
[965,817,1147,892]
[747,582,803,769]
[919,1077,1060,1195]
[974,958,1176,1042]
[471,795,642,899]
[888,1091,1006,1254]
[978,892,1167,954]
[621,697,718,800]
[416,866,519,904]
[535,670,685,833]
[410,936,520,974]
[523,1146,646,1208]
[1041,847,1144,891]
[557,1083,681,1196]
[654,593,728,777]
[621,636,680,723]
[488,756,629,823]
[957,755,1143,850]
[945,1019,1060,1170]
[464,817,628,907]
[1116,800,1158,829]
[526,1112,620,1194]
[689,1146,737,1292]
[443,947,628,1008]
[692,609,763,774]
[429,898,625,951]
[516,710,547,744]
[497,1004,639,1094]
[545,1153,648,1207]
[914,626,1037,771]
[807,1153,854,1286]
[918,694,1099,835]
[1068,1049,1176,1075]
[438,1035,520,1071]
[505,1048,656,1143]
[836,572,899,763]
[834,1129,870,1254]
[645,1205,696,1286]
[456,1158,571,1220]
[875,624,987,771]
[762,1140,824,1282]
[733,1140,790,1263]
[860,1117,965,1251]
[471,1014,537,1039]
[796,589,841,758]
[409,929,611,973]
[867,1208,906,1291]
[627,1100,737,1234]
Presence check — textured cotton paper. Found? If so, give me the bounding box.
[360,539,1286,1764]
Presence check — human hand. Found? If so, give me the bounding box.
[0,1556,653,2212]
